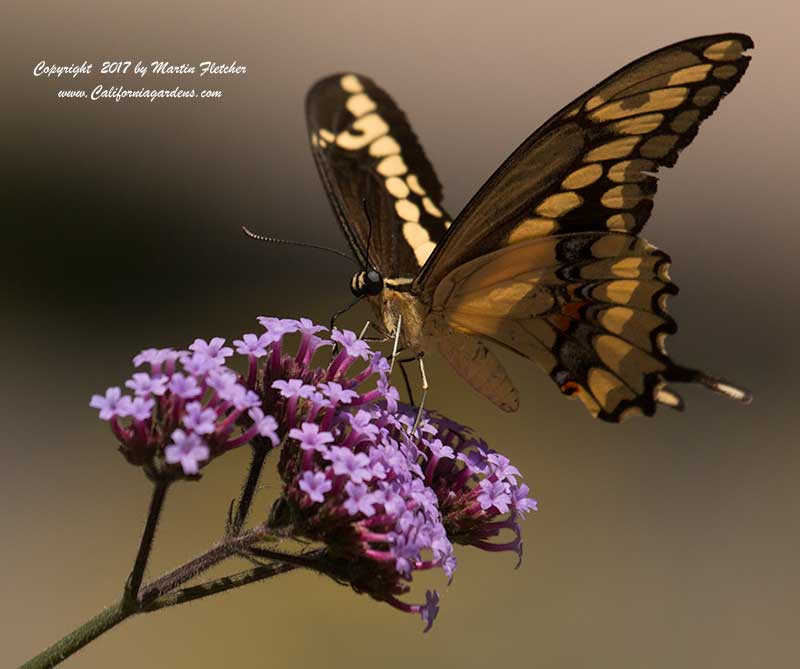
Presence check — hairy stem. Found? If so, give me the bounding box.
[125,479,169,602]
[22,525,274,668]
[230,443,268,535]
[21,602,131,669]
[144,561,297,612]
[138,525,269,605]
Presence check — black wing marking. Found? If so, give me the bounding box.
[415,33,753,296]
[306,73,453,278]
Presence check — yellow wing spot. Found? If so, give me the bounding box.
[670,109,700,133]
[655,330,668,354]
[573,385,602,417]
[319,128,335,143]
[310,132,319,147]
[619,405,645,421]
[507,218,557,244]
[319,138,328,148]
[667,63,712,86]
[336,114,389,150]
[712,64,739,80]
[385,177,409,198]
[639,134,679,159]
[599,306,635,335]
[369,135,401,158]
[414,240,437,266]
[443,220,452,229]
[376,154,408,177]
[601,184,644,209]
[594,335,635,369]
[607,159,655,183]
[595,335,665,392]
[395,199,420,223]
[346,93,377,118]
[585,136,642,162]
[585,95,606,111]
[693,85,721,107]
[590,88,688,122]
[703,39,744,62]
[607,257,644,278]
[606,213,637,231]
[596,279,640,304]
[340,74,363,93]
[561,164,603,189]
[588,367,633,411]
[422,197,442,217]
[656,387,682,408]
[406,174,425,195]
[402,221,429,247]
[611,113,664,136]
[535,191,583,217]
[590,234,635,257]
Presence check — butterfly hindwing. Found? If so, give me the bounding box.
[415,33,753,294]
[306,73,452,278]
[434,231,683,420]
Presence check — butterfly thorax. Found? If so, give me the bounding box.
[368,281,431,353]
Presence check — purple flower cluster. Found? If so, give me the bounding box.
[90,338,278,477]
[411,411,538,560]
[91,316,536,631]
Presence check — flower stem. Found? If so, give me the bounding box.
[138,526,268,605]
[229,443,268,535]
[20,601,131,669]
[125,479,169,602]
[143,561,297,611]
[21,525,272,668]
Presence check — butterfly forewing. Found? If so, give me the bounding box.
[306,73,452,278]
[415,33,753,294]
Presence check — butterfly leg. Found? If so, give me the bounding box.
[388,313,403,375]
[357,320,393,343]
[409,355,429,436]
[396,357,417,406]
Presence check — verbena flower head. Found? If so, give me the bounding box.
[90,340,275,478]
[91,316,536,631]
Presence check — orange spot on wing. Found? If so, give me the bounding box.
[560,380,580,395]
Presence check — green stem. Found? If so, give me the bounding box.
[138,525,269,605]
[144,562,297,612]
[21,601,131,669]
[126,480,169,601]
[21,525,272,668]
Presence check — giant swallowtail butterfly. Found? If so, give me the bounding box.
[306,33,753,422]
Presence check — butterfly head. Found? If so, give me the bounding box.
[350,269,384,297]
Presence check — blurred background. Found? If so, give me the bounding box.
[3,1,798,667]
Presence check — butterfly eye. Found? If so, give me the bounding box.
[364,270,384,295]
[350,270,384,297]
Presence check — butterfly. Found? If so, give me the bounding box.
[306,33,754,422]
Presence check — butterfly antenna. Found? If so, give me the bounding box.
[241,226,359,266]
[330,296,362,331]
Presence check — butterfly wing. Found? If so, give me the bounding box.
[434,231,719,419]
[420,34,753,420]
[306,73,453,278]
[415,33,753,293]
